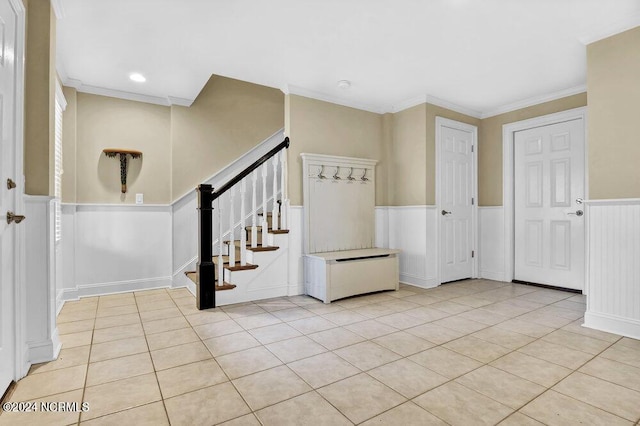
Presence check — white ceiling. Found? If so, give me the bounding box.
[56,0,640,117]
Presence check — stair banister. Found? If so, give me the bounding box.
[196,184,215,309]
[251,170,258,248]
[240,179,247,266]
[272,155,279,231]
[196,137,289,309]
[280,149,287,229]
[217,198,223,284]
[261,162,269,247]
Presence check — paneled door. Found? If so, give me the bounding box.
[514,118,585,290]
[0,0,22,396]
[438,119,476,283]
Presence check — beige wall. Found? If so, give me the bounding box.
[24,0,55,196]
[587,26,640,199]
[61,86,77,203]
[171,75,284,199]
[285,95,388,205]
[389,104,427,205]
[478,93,587,206]
[75,93,172,204]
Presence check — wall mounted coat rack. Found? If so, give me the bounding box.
[103,148,142,193]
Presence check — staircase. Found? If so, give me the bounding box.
[188,137,290,309]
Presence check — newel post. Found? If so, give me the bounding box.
[197,184,215,310]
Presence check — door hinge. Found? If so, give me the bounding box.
[471,145,474,153]
[472,250,475,258]
[471,197,474,205]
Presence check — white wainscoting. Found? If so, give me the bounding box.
[61,205,173,299]
[584,199,640,339]
[287,206,304,296]
[24,196,61,363]
[375,206,438,288]
[478,206,506,282]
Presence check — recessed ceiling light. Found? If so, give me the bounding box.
[337,80,351,89]
[129,73,146,83]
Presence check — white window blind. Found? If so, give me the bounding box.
[54,87,65,242]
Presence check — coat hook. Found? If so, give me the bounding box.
[347,167,355,181]
[361,169,369,181]
[318,165,327,179]
[333,166,341,180]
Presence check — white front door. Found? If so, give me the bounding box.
[514,118,585,290]
[438,119,476,283]
[0,0,22,396]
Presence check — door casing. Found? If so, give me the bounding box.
[502,107,588,289]
[435,117,478,286]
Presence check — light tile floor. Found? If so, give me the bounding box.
[2,280,640,425]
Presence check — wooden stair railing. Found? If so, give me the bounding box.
[196,137,290,310]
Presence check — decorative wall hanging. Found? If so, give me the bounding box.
[102,148,142,193]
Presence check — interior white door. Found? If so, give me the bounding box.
[0,0,20,396]
[439,122,475,283]
[514,118,585,290]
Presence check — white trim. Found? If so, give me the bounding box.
[426,95,482,118]
[578,14,640,45]
[27,330,62,365]
[502,106,588,284]
[583,198,640,206]
[390,95,429,114]
[10,0,28,380]
[63,78,195,107]
[51,0,65,19]
[400,275,439,289]
[382,205,437,210]
[55,80,67,111]
[584,311,640,341]
[435,117,479,285]
[61,276,172,301]
[282,84,386,114]
[481,85,587,119]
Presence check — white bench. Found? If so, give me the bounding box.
[304,248,400,303]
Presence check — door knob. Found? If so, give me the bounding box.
[6,211,26,224]
[567,210,584,217]
[441,210,452,216]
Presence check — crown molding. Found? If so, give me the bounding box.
[578,14,640,45]
[390,95,427,114]
[61,78,194,107]
[480,84,587,119]
[282,84,387,114]
[51,0,66,19]
[425,95,482,118]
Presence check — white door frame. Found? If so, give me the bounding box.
[435,117,479,285]
[10,0,27,380]
[502,106,588,285]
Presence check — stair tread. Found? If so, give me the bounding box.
[184,271,237,291]
[224,263,259,271]
[245,225,289,233]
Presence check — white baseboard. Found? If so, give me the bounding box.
[479,270,506,282]
[288,283,304,296]
[584,311,640,340]
[400,274,439,289]
[56,289,65,315]
[62,276,172,300]
[28,329,62,364]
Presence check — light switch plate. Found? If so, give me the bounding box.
[135,193,143,204]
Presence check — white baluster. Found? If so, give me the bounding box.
[272,155,279,231]
[280,149,288,230]
[251,170,258,248]
[228,188,236,267]
[217,198,223,285]
[240,179,247,266]
[261,163,269,246]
